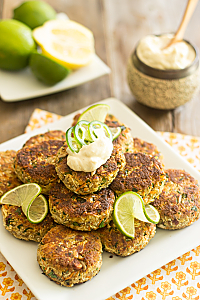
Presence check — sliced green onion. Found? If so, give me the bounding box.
[88,120,112,141]
[66,120,113,153]
[66,127,81,153]
[109,127,121,140]
[74,120,92,145]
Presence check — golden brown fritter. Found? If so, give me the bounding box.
[37,225,102,287]
[132,137,164,165]
[97,220,156,257]
[24,130,66,147]
[0,150,22,198]
[49,182,115,231]
[110,152,166,204]
[14,140,64,194]
[1,204,55,242]
[55,143,126,195]
[152,169,200,230]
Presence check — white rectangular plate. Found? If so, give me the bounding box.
[0,55,110,102]
[1,98,200,300]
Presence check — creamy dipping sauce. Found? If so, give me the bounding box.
[137,34,196,70]
[67,136,113,172]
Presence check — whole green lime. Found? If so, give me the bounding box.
[0,19,36,71]
[13,1,56,29]
[29,52,71,85]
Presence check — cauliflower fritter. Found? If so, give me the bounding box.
[97,220,156,256]
[152,169,200,230]
[110,152,166,204]
[37,225,102,287]
[55,143,125,195]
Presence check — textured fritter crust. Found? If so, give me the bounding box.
[110,152,166,204]
[49,182,115,231]
[24,130,66,147]
[14,140,64,194]
[55,143,126,195]
[37,225,102,287]
[105,114,133,153]
[152,169,200,230]
[0,150,22,198]
[1,205,55,242]
[133,137,164,165]
[72,113,133,153]
[97,220,156,257]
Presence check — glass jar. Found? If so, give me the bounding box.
[127,38,200,110]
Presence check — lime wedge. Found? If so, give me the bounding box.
[110,127,121,140]
[113,191,160,239]
[78,104,110,123]
[25,194,48,224]
[0,183,41,207]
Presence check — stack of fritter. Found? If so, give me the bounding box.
[1,114,200,288]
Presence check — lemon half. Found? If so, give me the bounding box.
[33,19,95,69]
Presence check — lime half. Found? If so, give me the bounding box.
[0,183,41,207]
[78,104,110,123]
[25,194,48,224]
[29,52,71,85]
[113,191,160,239]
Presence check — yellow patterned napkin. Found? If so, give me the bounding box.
[1,108,200,300]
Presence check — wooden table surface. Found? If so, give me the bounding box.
[1,0,200,144]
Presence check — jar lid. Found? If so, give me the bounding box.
[132,39,199,80]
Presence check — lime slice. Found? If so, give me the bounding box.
[144,204,160,224]
[131,194,160,224]
[110,127,121,140]
[113,191,136,239]
[78,104,110,123]
[26,194,48,224]
[113,191,160,239]
[0,183,41,207]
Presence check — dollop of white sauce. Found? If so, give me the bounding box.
[137,34,195,70]
[67,136,113,172]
